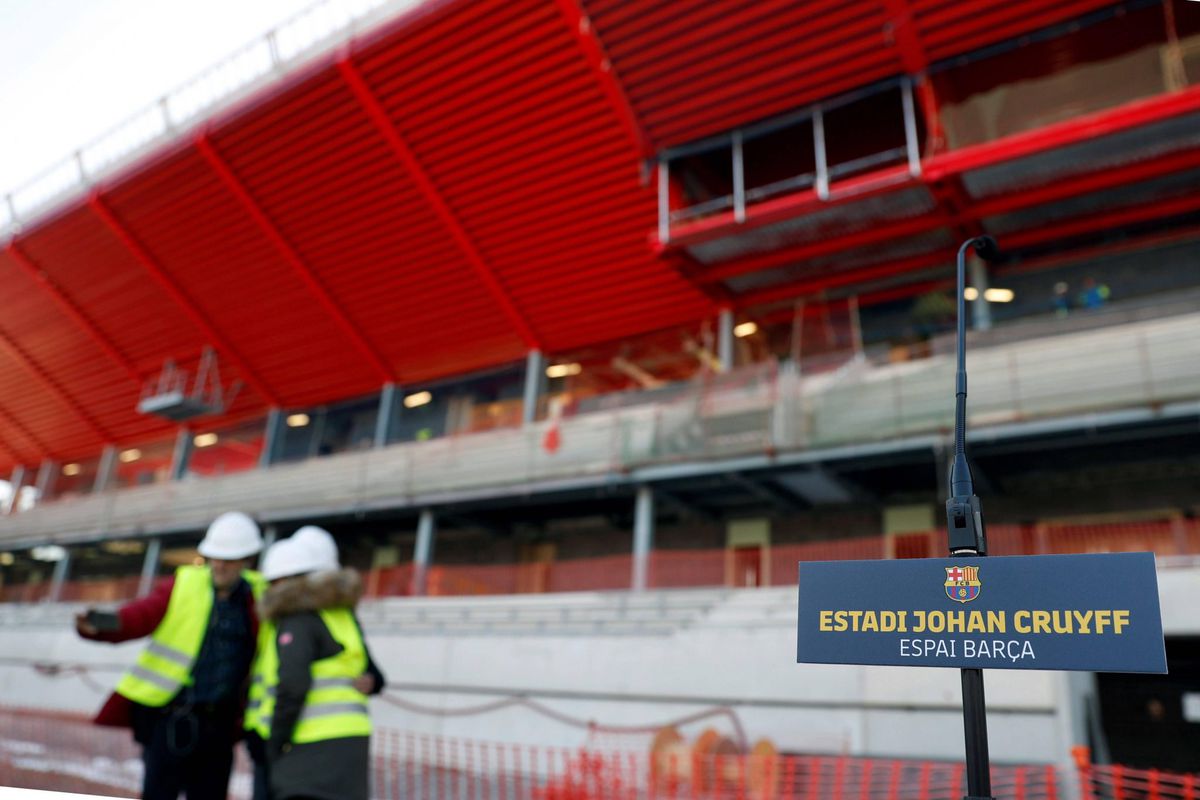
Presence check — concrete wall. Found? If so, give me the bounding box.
[1,563,1195,771]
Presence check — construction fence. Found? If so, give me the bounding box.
[2,707,1199,800]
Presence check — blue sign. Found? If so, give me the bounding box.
[797,553,1166,673]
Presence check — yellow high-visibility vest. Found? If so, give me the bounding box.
[249,607,371,743]
[115,565,266,707]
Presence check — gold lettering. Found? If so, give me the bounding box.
[1113,610,1130,634]
[1014,610,1031,634]
[898,611,908,632]
[1094,610,1112,635]
[1032,610,1051,634]
[946,611,965,633]
[987,610,1005,634]
[966,611,986,634]
[879,611,897,633]
[819,611,833,632]
[848,610,864,631]
[1052,610,1073,634]
[926,610,946,633]
[861,611,879,632]
[834,611,848,632]
[913,611,926,633]
[1073,610,1093,634]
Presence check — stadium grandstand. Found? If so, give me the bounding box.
[2,0,1200,795]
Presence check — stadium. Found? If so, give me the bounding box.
[1,0,1199,797]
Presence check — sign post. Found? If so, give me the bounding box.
[796,236,1167,800]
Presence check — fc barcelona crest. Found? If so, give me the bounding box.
[944,565,981,603]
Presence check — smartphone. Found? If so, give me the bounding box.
[85,609,121,632]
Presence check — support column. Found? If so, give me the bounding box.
[901,77,923,178]
[34,460,57,502]
[969,256,992,332]
[411,509,436,596]
[718,308,735,372]
[813,107,830,201]
[260,408,284,467]
[732,131,746,223]
[3,465,24,514]
[522,350,545,425]
[170,428,193,480]
[657,160,670,244]
[375,383,399,448]
[94,445,118,493]
[632,486,655,591]
[258,524,278,570]
[137,538,162,597]
[47,549,71,603]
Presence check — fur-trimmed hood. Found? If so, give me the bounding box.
[259,568,363,621]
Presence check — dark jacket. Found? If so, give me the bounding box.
[80,574,260,729]
[261,569,375,800]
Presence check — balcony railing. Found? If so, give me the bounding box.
[4,518,1196,605]
[1,0,423,239]
[0,311,1197,546]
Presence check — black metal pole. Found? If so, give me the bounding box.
[961,667,993,798]
[949,236,998,800]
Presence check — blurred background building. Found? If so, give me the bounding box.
[0,0,1199,791]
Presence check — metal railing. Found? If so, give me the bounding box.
[0,311,1198,546]
[4,519,1196,606]
[1,0,422,240]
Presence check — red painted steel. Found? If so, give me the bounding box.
[0,404,51,461]
[87,193,281,406]
[0,322,110,442]
[338,56,541,351]
[4,243,142,384]
[552,0,650,156]
[0,0,1193,470]
[195,135,396,384]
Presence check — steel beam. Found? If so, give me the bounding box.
[94,444,118,493]
[523,350,545,425]
[47,548,71,603]
[0,324,111,441]
[3,465,24,515]
[195,136,395,384]
[34,460,57,500]
[337,59,541,351]
[718,308,735,372]
[137,538,161,597]
[551,0,651,157]
[375,383,399,448]
[5,243,141,384]
[631,486,654,591]
[88,194,281,406]
[260,408,284,468]
[170,428,192,481]
[411,509,436,596]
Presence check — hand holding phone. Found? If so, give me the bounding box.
[76,609,121,636]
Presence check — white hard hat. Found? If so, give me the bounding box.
[261,537,326,582]
[292,526,339,572]
[197,511,264,560]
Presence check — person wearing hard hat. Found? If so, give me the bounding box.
[252,535,373,800]
[75,511,267,800]
[244,525,385,800]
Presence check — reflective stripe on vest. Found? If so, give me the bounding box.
[117,566,266,709]
[292,608,371,744]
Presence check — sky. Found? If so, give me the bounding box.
[0,0,324,196]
